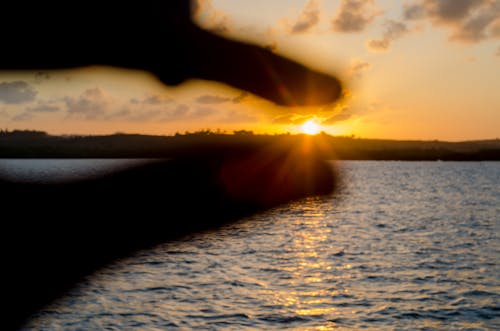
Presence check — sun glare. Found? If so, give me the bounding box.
[301,120,321,135]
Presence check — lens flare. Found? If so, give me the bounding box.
[301,120,321,135]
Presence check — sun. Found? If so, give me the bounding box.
[301,120,321,135]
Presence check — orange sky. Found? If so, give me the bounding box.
[0,0,499,141]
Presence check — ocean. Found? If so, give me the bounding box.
[8,160,499,330]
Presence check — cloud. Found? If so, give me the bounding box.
[368,19,408,51]
[348,59,372,78]
[12,112,34,122]
[130,94,172,105]
[404,0,500,43]
[64,88,108,119]
[195,92,249,104]
[332,0,380,33]
[190,106,216,118]
[404,3,426,20]
[34,72,51,84]
[451,7,500,42]
[193,0,231,34]
[105,108,132,120]
[291,0,321,34]
[492,20,500,37]
[322,108,354,124]
[272,114,310,124]
[405,0,483,23]
[0,81,37,104]
[232,92,249,103]
[195,95,232,104]
[26,101,60,113]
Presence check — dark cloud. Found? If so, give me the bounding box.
[332,0,380,33]
[404,0,500,43]
[419,0,483,23]
[195,95,232,104]
[0,81,37,104]
[451,8,499,42]
[368,19,408,51]
[64,88,108,119]
[26,101,60,113]
[291,0,320,34]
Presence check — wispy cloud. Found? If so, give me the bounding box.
[368,19,408,51]
[12,112,34,122]
[291,0,321,34]
[0,81,37,104]
[195,95,232,104]
[332,0,381,33]
[322,111,353,124]
[26,101,60,113]
[195,92,249,104]
[348,59,372,78]
[130,94,172,105]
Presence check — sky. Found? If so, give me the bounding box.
[0,0,499,141]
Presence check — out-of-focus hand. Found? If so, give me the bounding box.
[1,1,342,106]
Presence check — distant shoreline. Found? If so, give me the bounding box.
[1,130,499,161]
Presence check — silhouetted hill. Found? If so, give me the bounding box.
[1,130,499,160]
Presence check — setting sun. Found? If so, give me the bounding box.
[301,120,321,135]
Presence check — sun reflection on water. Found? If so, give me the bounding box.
[24,162,499,330]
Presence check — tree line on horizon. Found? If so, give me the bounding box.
[1,129,499,160]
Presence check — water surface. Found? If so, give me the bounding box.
[21,161,500,330]
[0,159,156,183]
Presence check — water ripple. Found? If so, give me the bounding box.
[22,161,500,330]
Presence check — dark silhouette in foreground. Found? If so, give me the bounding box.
[1,148,336,330]
[1,1,343,329]
[1,1,342,107]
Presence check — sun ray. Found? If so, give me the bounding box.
[301,120,321,135]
